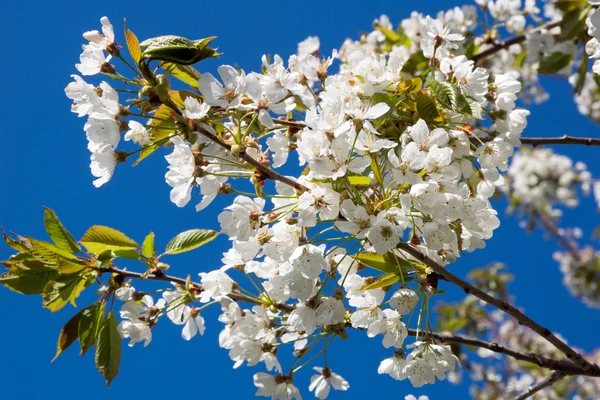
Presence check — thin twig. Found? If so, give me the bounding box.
[521,135,600,147]
[408,329,596,376]
[159,96,307,192]
[100,266,295,312]
[511,371,566,400]
[396,242,600,375]
[193,123,307,191]
[532,210,581,262]
[472,20,562,64]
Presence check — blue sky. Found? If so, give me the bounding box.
[1,0,599,399]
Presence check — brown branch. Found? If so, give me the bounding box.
[396,241,600,375]
[512,371,567,400]
[100,266,295,312]
[159,97,307,192]
[193,123,307,191]
[104,266,599,376]
[407,329,597,376]
[521,135,600,147]
[472,20,561,64]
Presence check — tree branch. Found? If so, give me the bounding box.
[193,123,307,191]
[159,97,307,192]
[100,266,295,312]
[521,135,600,147]
[512,371,567,400]
[408,329,597,376]
[472,20,561,64]
[396,241,600,375]
[532,210,581,262]
[103,266,598,377]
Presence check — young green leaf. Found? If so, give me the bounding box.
[162,63,200,88]
[0,267,59,295]
[141,232,155,258]
[416,93,440,123]
[124,20,142,63]
[360,273,400,291]
[164,229,218,255]
[347,176,371,186]
[354,252,412,275]
[538,52,574,75]
[42,274,87,312]
[79,302,106,356]
[80,226,139,255]
[53,309,85,361]
[95,312,121,387]
[43,207,81,253]
[28,237,80,264]
[428,79,456,110]
[57,258,86,274]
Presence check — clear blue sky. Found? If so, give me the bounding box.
[1,1,599,399]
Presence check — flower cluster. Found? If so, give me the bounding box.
[506,148,598,213]
[554,247,600,308]
[55,1,600,398]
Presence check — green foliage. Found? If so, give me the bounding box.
[0,266,59,295]
[124,21,142,63]
[141,232,156,258]
[42,273,88,312]
[95,312,121,388]
[416,93,440,123]
[80,226,139,255]
[162,63,200,88]
[353,252,412,275]
[538,52,574,74]
[347,176,371,186]
[53,309,85,361]
[79,303,106,356]
[428,79,456,110]
[559,4,590,41]
[360,273,400,290]
[43,207,81,253]
[140,35,220,65]
[164,229,219,255]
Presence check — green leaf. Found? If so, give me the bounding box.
[124,20,142,63]
[347,176,371,186]
[554,0,587,12]
[95,312,121,387]
[453,88,483,119]
[416,94,439,123]
[0,267,59,294]
[113,249,141,260]
[162,63,200,88]
[559,6,590,41]
[428,79,456,110]
[3,230,31,252]
[57,258,86,274]
[140,35,220,65]
[573,52,589,95]
[42,274,87,312]
[164,229,218,255]
[79,302,106,356]
[52,309,85,361]
[141,232,155,258]
[354,252,411,275]
[360,273,400,291]
[80,226,139,255]
[28,237,79,264]
[395,77,422,95]
[538,52,574,74]
[43,207,81,253]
